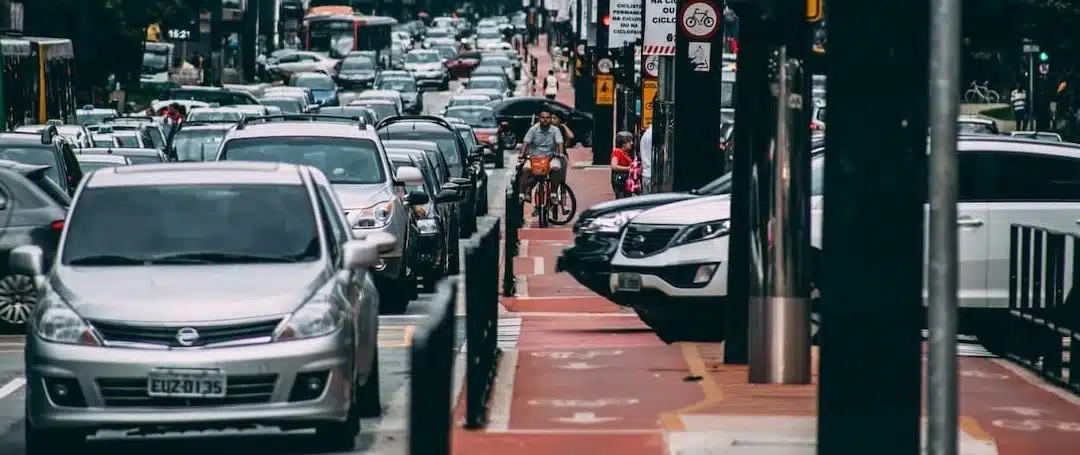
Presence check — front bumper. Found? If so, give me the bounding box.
[609,236,730,298]
[412,72,447,86]
[26,330,356,429]
[557,232,619,299]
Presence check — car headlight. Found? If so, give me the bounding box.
[349,201,394,228]
[35,293,100,346]
[671,219,731,246]
[581,209,644,234]
[274,290,345,341]
[417,218,440,234]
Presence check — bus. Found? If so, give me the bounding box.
[0,34,76,130]
[301,7,397,63]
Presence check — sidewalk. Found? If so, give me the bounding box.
[454,36,1080,455]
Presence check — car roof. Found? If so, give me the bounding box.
[226,121,380,140]
[81,147,160,155]
[469,76,504,81]
[382,139,439,150]
[177,123,236,132]
[76,154,128,163]
[85,161,305,188]
[352,99,395,105]
[957,135,1080,158]
[190,106,243,112]
[0,132,55,146]
[260,96,302,102]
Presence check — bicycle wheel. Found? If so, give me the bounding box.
[702,17,715,27]
[963,90,980,103]
[986,90,1000,103]
[685,17,697,28]
[547,182,577,226]
[536,182,549,228]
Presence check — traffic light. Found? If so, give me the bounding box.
[1039,52,1049,62]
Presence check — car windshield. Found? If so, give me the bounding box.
[294,75,335,91]
[468,78,503,90]
[407,52,440,63]
[116,153,163,164]
[78,160,127,172]
[446,108,497,127]
[457,129,477,148]
[341,57,375,70]
[61,184,321,265]
[379,125,461,172]
[483,57,510,67]
[171,127,226,161]
[188,110,242,122]
[377,78,417,92]
[91,135,115,147]
[427,28,450,37]
[354,103,396,121]
[260,98,301,114]
[0,147,62,183]
[319,107,371,120]
[220,137,385,184]
[142,51,169,73]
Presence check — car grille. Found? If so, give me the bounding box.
[621,224,681,257]
[90,318,283,348]
[95,374,277,407]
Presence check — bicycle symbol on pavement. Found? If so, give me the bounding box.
[680,1,720,39]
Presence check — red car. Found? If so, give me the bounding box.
[445,50,482,79]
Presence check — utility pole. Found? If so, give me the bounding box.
[818,0,927,452]
[591,0,614,165]
[671,0,726,191]
[209,0,224,87]
[243,0,259,83]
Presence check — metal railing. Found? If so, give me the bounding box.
[462,215,503,428]
[407,277,457,455]
[503,168,523,297]
[1007,224,1080,394]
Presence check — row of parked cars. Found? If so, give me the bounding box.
[560,132,1080,348]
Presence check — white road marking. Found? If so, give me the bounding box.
[520,239,530,256]
[533,256,545,275]
[515,274,529,297]
[487,349,519,430]
[0,377,26,400]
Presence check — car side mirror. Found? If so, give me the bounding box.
[435,188,460,202]
[341,239,380,270]
[406,190,430,205]
[9,245,46,291]
[395,165,424,184]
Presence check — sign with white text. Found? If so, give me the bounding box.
[608,0,642,49]
[643,0,677,55]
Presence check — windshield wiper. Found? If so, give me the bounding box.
[67,254,147,265]
[148,252,304,264]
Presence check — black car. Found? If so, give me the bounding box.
[78,147,168,165]
[377,116,485,236]
[449,122,492,215]
[558,144,825,299]
[385,143,463,269]
[388,151,460,289]
[490,97,594,147]
[0,163,70,331]
[0,127,84,195]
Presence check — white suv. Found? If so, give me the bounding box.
[610,137,1080,346]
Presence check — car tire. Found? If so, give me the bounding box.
[25,409,85,453]
[0,273,38,334]
[357,345,382,418]
[379,275,411,314]
[313,375,361,452]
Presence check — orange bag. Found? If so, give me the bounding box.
[530,156,551,175]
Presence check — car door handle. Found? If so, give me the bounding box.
[957,217,984,227]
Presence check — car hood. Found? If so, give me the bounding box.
[581,192,699,219]
[332,183,395,209]
[340,70,376,79]
[52,263,326,323]
[632,194,732,225]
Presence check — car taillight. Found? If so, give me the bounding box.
[50,220,64,231]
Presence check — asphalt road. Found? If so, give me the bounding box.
[0,81,517,454]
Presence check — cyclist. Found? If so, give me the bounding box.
[518,109,566,202]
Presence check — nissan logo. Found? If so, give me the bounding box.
[176,327,200,346]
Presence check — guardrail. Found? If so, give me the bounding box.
[503,168,523,297]
[1007,224,1079,394]
[407,278,457,455]
[462,215,503,428]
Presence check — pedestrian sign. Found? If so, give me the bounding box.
[642,79,657,128]
[807,0,823,22]
[596,74,614,106]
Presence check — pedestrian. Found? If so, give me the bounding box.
[638,124,653,193]
[611,131,635,199]
[1011,85,1029,131]
[543,69,558,100]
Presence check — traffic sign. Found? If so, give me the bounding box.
[597,58,614,74]
[595,74,614,106]
[1022,43,1040,53]
[642,79,657,128]
[807,0,823,22]
[1039,63,1050,75]
[644,55,659,78]
[678,0,720,40]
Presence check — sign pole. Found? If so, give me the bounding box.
[590,0,615,164]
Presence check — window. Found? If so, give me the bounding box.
[0,146,62,184]
[62,184,321,265]
[499,100,535,116]
[220,137,386,184]
[984,152,1080,201]
[0,170,49,209]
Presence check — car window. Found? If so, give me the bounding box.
[146,127,167,149]
[78,161,126,172]
[446,108,498,128]
[0,170,49,209]
[980,151,1080,201]
[378,125,462,171]
[355,103,396,121]
[29,172,72,206]
[499,99,536,116]
[124,154,165,164]
[188,110,243,122]
[341,57,375,70]
[62,184,321,265]
[294,75,336,91]
[173,129,228,161]
[0,146,62,184]
[220,137,386,184]
[260,98,302,114]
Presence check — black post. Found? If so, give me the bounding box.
[723,2,763,365]
[260,0,276,54]
[591,0,614,164]
[817,0,927,451]
[671,0,726,191]
[242,0,259,83]
[208,0,224,86]
[408,278,456,455]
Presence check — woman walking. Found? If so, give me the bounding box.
[610,131,635,198]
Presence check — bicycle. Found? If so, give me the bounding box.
[964,80,1001,104]
[684,8,716,29]
[523,156,577,228]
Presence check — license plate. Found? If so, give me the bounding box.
[617,273,642,292]
[147,369,227,398]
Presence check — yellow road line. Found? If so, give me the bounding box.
[959,416,995,442]
[659,342,725,431]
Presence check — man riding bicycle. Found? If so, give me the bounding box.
[518,109,567,202]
